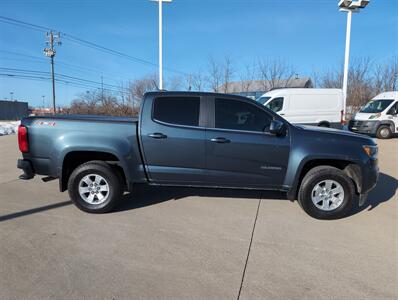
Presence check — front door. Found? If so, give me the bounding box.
[140,95,206,184]
[205,97,290,188]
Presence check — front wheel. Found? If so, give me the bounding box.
[68,161,123,213]
[376,125,392,139]
[298,166,355,219]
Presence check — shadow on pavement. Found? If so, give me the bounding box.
[0,200,72,222]
[1,172,394,220]
[114,185,286,212]
[351,172,398,215]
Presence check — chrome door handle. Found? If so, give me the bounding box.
[148,133,167,139]
[210,137,230,143]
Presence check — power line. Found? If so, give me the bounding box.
[0,15,188,76]
[0,67,130,90]
[0,73,130,95]
[0,50,128,82]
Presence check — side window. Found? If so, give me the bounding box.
[153,97,200,126]
[387,102,398,115]
[265,97,284,113]
[215,98,273,132]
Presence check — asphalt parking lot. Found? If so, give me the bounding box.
[0,135,397,300]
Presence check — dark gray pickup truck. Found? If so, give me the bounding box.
[17,91,379,219]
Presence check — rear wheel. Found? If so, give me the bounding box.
[298,166,355,219]
[376,125,392,139]
[68,161,123,213]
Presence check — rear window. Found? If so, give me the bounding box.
[153,97,200,126]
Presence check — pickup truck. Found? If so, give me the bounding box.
[17,91,379,219]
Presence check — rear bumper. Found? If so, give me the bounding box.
[17,159,34,180]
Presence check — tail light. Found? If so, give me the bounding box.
[18,125,29,153]
[340,110,346,125]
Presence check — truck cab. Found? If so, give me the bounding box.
[349,91,398,139]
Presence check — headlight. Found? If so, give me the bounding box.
[363,145,378,158]
[369,113,381,120]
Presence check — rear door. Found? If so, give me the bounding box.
[205,97,290,188]
[140,95,206,184]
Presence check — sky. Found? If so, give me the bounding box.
[0,0,397,107]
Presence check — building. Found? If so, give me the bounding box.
[0,100,29,120]
[218,77,313,99]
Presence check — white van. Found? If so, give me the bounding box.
[349,91,398,139]
[256,88,344,128]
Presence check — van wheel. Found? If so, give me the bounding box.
[376,125,392,139]
[298,166,355,220]
[68,161,123,213]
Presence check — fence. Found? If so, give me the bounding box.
[0,100,29,120]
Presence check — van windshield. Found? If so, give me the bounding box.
[360,99,394,113]
[256,96,271,105]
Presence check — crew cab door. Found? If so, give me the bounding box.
[140,95,206,184]
[205,97,290,188]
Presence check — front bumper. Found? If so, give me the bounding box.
[17,159,35,180]
[359,157,379,205]
[349,120,379,135]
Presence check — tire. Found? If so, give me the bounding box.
[298,166,355,220]
[376,125,392,139]
[67,161,123,213]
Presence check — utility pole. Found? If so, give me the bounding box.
[42,95,45,108]
[44,30,61,113]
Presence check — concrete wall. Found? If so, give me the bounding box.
[0,100,29,120]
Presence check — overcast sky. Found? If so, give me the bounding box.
[0,0,397,107]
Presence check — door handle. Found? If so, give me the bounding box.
[148,132,167,139]
[210,137,230,143]
[279,113,285,116]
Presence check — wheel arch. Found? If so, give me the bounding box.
[287,158,361,200]
[317,121,330,127]
[378,120,395,133]
[60,150,129,192]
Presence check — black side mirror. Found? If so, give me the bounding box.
[269,119,286,136]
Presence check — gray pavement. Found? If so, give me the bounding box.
[0,135,397,299]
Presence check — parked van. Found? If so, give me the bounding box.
[349,91,398,139]
[256,88,343,128]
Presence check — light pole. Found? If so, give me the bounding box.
[150,0,172,90]
[338,0,369,121]
[10,92,14,101]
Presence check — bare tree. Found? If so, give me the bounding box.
[258,58,295,91]
[239,61,256,95]
[191,71,205,91]
[207,57,223,92]
[373,57,398,94]
[320,58,373,111]
[221,56,234,93]
[166,75,183,91]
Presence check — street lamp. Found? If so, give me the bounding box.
[10,92,14,101]
[150,0,172,91]
[338,0,370,121]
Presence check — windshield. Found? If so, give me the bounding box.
[256,96,271,105]
[360,99,394,113]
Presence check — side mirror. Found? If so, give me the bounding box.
[269,120,286,136]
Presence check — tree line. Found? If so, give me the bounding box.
[65,56,398,116]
